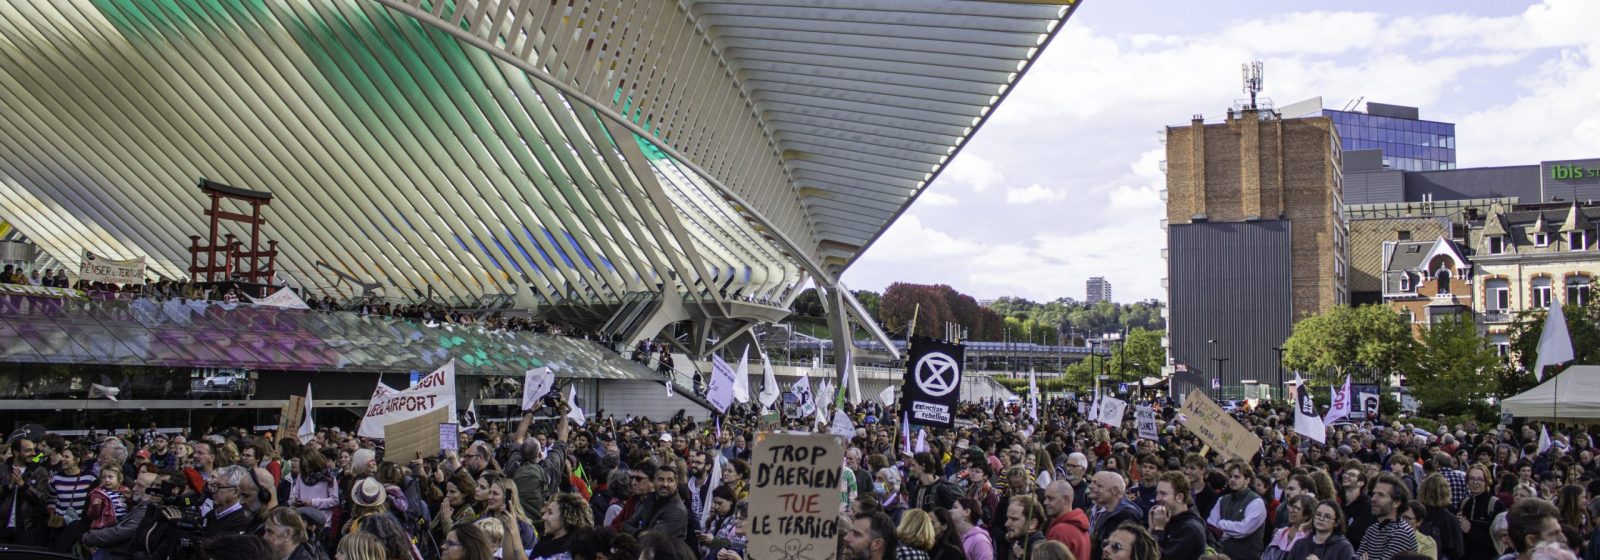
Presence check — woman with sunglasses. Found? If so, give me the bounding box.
[1288,500,1356,560]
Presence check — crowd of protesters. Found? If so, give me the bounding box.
[0,389,1595,560]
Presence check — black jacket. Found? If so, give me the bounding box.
[1090,500,1144,560]
[1154,509,1209,560]
[81,501,154,559]
[1340,493,1375,550]
[1460,492,1505,560]
[1288,533,1355,560]
[203,505,253,538]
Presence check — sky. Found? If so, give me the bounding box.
[841,0,1600,304]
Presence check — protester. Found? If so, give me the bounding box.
[1288,500,1356,560]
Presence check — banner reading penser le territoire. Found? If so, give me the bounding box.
[747,433,843,560]
[901,335,963,429]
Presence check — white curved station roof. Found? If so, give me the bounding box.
[0,0,1077,308]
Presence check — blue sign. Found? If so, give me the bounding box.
[1119,383,1129,393]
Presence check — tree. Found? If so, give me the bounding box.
[1504,300,1600,398]
[791,288,824,317]
[852,290,882,325]
[1409,315,1502,418]
[879,283,1003,340]
[1281,304,1415,386]
[1116,328,1165,382]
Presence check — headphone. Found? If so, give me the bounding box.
[245,466,272,506]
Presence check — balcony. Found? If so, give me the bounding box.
[1160,219,1168,231]
[1481,310,1513,324]
[1159,189,1167,202]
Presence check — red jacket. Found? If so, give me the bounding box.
[1046,508,1091,560]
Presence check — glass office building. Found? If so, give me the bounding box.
[1323,109,1457,171]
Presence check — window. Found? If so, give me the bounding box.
[1570,277,1592,306]
[1496,343,1511,362]
[1398,274,1411,292]
[1397,230,1412,241]
[1571,231,1587,251]
[1492,286,1510,310]
[1533,281,1554,309]
[1401,309,1414,323]
[1535,233,1550,247]
[1435,269,1451,294]
[1488,236,1505,255]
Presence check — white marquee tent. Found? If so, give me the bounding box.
[1501,365,1600,421]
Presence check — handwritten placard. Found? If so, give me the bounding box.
[1135,406,1159,441]
[748,433,843,560]
[277,395,305,443]
[1178,389,1261,461]
[439,423,459,451]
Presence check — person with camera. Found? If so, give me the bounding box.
[205,464,255,537]
[81,471,160,558]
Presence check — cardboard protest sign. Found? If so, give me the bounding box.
[277,395,305,442]
[1178,389,1262,461]
[384,408,450,462]
[748,433,844,560]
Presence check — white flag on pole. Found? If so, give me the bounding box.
[1097,396,1128,428]
[461,399,481,433]
[1533,300,1575,381]
[700,453,724,525]
[1324,375,1352,426]
[89,383,120,402]
[1028,369,1040,421]
[566,384,587,426]
[707,354,739,414]
[878,385,896,407]
[1538,425,1552,455]
[758,349,781,410]
[298,383,315,440]
[1292,373,1326,444]
[732,346,752,403]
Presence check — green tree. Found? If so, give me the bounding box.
[1116,328,1165,382]
[852,290,882,325]
[1409,315,1502,418]
[1282,304,1415,386]
[791,288,824,317]
[1504,300,1600,398]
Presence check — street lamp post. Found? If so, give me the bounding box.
[1207,339,1227,397]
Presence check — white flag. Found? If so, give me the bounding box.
[89,383,120,402]
[247,286,311,310]
[792,370,816,418]
[1292,373,1326,444]
[830,410,856,438]
[707,354,739,414]
[914,428,929,453]
[1029,369,1040,421]
[1533,300,1575,381]
[1088,389,1101,421]
[815,380,835,425]
[566,384,587,426]
[901,411,912,455]
[298,383,315,440]
[1324,375,1352,426]
[461,399,481,433]
[1538,425,1552,455]
[700,453,724,525]
[732,346,752,403]
[878,385,896,407]
[521,367,554,411]
[758,349,781,409]
[1097,396,1128,428]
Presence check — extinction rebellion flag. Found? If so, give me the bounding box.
[901,335,964,428]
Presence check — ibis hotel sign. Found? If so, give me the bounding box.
[1541,158,1600,202]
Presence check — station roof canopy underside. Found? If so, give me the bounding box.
[0,0,1077,308]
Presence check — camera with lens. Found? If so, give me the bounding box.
[129,479,205,560]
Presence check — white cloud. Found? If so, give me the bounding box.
[1004,184,1065,204]
[917,191,960,207]
[858,214,984,266]
[937,153,1004,192]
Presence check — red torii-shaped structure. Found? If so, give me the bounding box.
[187,179,279,285]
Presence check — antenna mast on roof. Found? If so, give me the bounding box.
[1241,61,1264,110]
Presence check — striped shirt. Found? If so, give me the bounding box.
[49,472,96,519]
[1356,518,1419,560]
[105,488,128,520]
